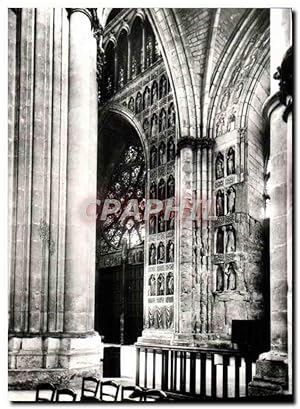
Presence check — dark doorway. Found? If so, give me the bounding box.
[95,263,144,344]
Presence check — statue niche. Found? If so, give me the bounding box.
[148,274,156,296]
[225,262,237,290]
[149,215,156,235]
[216,190,224,217]
[216,227,224,254]
[157,273,165,295]
[216,152,224,180]
[226,225,236,253]
[158,212,165,233]
[166,272,174,295]
[151,81,158,104]
[150,113,158,137]
[128,96,134,112]
[149,181,157,199]
[227,147,235,175]
[216,265,224,292]
[166,240,175,263]
[143,118,149,135]
[143,86,151,110]
[158,178,166,200]
[167,175,175,198]
[158,141,166,165]
[167,137,175,161]
[159,108,167,132]
[227,186,236,214]
[167,211,175,231]
[168,102,175,128]
[149,243,156,265]
[135,92,142,114]
[157,241,165,264]
[159,74,168,99]
[150,146,157,169]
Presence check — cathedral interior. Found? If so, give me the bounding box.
[7,7,293,401]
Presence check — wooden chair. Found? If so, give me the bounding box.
[120,385,145,402]
[80,376,100,401]
[100,380,120,401]
[35,383,56,402]
[56,388,77,402]
[144,388,168,402]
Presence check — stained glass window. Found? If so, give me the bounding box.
[99,142,146,254]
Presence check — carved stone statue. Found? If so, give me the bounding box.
[227,187,236,214]
[157,241,165,264]
[216,190,224,217]
[227,107,236,132]
[216,227,224,253]
[150,147,157,169]
[233,82,243,104]
[148,274,156,296]
[157,273,165,295]
[216,265,224,291]
[167,175,175,198]
[143,87,151,109]
[149,243,156,265]
[216,153,224,179]
[226,263,237,290]
[160,75,167,98]
[135,93,142,113]
[151,114,158,136]
[167,138,175,161]
[168,212,175,230]
[143,118,149,133]
[158,178,166,200]
[158,213,165,232]
[216,113,225,136]
[168,104,175,127]
[158,142,166,165]
[166,272,174,295]
[159,109,167,132]
[148,307,154,328]
[149,216,156,234]
[226,225,236,253]
[151,81,158,104]
[128,97,134,111]
[167,240,174,263]
[150,182,156,199]
[227,148,235,175]
[220,90,230,111]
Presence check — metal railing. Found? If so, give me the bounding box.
[135,344,256,399]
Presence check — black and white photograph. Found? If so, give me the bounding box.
[4,2,294,403]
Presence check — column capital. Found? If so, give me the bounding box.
[177,136,195,152]
[195,137,215,149]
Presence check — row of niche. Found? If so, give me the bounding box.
[125,75,171,114]
[150,137,176,168]
[215,147,235,180]
[147,304,174,330]
[215,225,236,254]
[102,16,161,100]
[142,104,176,137]
[148,271,174,296]
[149,212,175,234]
[215,263,237,292]
[216,186,236,217]
[149,213,175,235]
[149,240,175,265]
[149,175,175,200]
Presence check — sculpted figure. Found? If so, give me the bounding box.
[216,265,224,291]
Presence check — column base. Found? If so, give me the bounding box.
[8,332,103,389]
[248,351,289,396]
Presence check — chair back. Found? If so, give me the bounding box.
[56,388,77,402]
[145,388,168,402]
[100,380,120,401]
[121,385,145,402]
[35,383,56,402]
[81,376,100,401]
